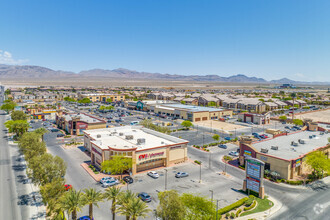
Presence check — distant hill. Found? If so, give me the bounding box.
[0,64,328,84]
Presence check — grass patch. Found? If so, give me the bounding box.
[241,196,273,216]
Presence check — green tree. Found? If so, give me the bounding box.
[101,156,132,179]
[106,98,113,103]
[156,190,186,220]
[305,151,330,179]
[4,89,11,95]
[290,93,297,119]
[78,98,91,104]
[59,189,84,220]
[181,120,193,130]
[104,186,121,220]
[118,190,139,220]
[279,115,287,121]
[34,127,49,142]
[180,101,186,104]
[212,134,220,142]
[27,154,67,186]
[1,100,16,113]
[40,178,66,217]
[11,110,27,121]
[180,193,215,220]
[5,120,29,138]
[83,188,104,219]
[123,197,151,220]
[64,97,76,102]
[207,101,216,107]
[18,132,46,161]
[293,119,304,126]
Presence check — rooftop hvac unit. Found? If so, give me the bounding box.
[309,135,313,139]
[137,138,146,145]
[261,148,268,153]
[96,134,101,138]
[132,130,137,132]
[119,132,124,136]
[125,135,134,140]
[161,141,165,144]
[298,139,305,144]
[271,146,278,150]
[291,141,298,146]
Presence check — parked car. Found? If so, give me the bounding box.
[218,144,228,149]
[229,151,239,157]
[100,177,115,184]
[78,216,93,220]
[123,176,134,184]
[102,179,119,188]
[147,171,159,179]
[64,184,72,191]
[138,192,152,202]
[51,128,59,132]
[57,133,65,137]
[175,172,189,178]
[224,137,231,141]
[259,134,268,139]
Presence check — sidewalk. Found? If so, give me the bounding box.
[236,196,282,220]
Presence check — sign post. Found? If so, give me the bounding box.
[243,158,265,198]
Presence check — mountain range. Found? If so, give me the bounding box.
[0,64,328,84]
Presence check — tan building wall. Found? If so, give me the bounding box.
[256,153,292,179]
[87,123,107,130]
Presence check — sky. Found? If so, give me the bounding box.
[0,0,330,82]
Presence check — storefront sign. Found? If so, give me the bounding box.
[246,159,262,179]
[244,150,252,157]
[78,124,87,129]
[139,152,164,160]
[260,156,268,161]
[170,145,181,150]
[247,176,260,192]
[295,159,301,167]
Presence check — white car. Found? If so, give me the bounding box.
[102,179,119,188]
[100,177,115,184]
[147,171,159,179]
[229,151,239,157]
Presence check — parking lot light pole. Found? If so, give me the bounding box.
[165,169,168,191]
[216,200,219,220]
[199,162,202,183]
[209,190,214,203]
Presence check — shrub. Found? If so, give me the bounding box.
[236,209,242,217]
[223,155,233,161]
[244,200,257,211]
[218,197,249,215]
[286,180,303,185]
[194,160,201,165]
[94,171,99,174]
[230,212,235,219]
[225,213,230,218]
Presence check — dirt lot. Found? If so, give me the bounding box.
[295,109,330,123]
[193,120,245,132]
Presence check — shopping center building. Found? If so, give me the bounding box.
[83,126,189,174]
[239,129,330,180]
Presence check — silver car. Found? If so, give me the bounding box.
[175,172,189,178]
[147,171,159,179]
[102,179,119,188]
[100,177,115,184]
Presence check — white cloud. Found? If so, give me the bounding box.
[0,50,28,65]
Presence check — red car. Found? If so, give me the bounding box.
[259,134,269,139]
[65,184,72,191]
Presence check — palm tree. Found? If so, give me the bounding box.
[118,190,136,220]
[34,127,49,142]
[59,189,84,220]
[120,197,151,220]
[103,186,121,220]
[83,188,104,219]
[290,92,297,120]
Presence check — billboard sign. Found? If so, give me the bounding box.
[246,158,263,179]
[246,176,260,192]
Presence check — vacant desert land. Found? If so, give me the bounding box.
[295,109,330,123]
[193,120,245,132]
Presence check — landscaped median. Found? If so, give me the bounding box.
[218,195,274,219]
